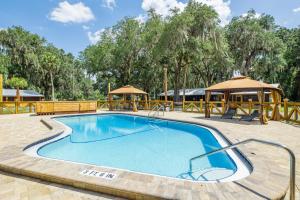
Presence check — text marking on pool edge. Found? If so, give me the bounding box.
[80,169,117,180]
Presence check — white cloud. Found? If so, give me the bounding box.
[87,29,105,44]
[50,1,95,23]
[195,0,231,26]
[135,14,147,24]
[293,7,300,13]
[82,25,90,30]
[142,0,185,18]
[141,0,231,26]
[102,0,116,10]
[242,12,261,18]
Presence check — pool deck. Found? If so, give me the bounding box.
[0,111,299,199]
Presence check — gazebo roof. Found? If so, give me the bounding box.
[206,76,282,93]
[109,85,147,95]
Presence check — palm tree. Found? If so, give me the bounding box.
[6,77,28,101]
[40,51,60,101]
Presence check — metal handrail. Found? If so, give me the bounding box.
[148,104,165,117]
[148,105,159,117]
[189,138,296,200]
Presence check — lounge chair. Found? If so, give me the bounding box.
[240,110,259,121]
[221,108,236,119]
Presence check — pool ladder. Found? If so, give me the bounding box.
[148,104,165,118]
[189,138,296,200]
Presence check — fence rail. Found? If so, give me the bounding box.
[182,99,300,124]
[97,100,174,111]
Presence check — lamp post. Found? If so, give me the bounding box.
[163,67,168,103]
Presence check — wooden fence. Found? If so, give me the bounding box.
[97,100,174,111]
[0,101,97,115]
[0,99,298,124]
[183,99,300,124]
[0,101,36,114]
[36,101,97,115]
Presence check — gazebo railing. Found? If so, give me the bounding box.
[182,99,300,124]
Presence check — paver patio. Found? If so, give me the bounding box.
[0,111,299,199]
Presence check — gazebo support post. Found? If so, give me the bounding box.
[205,91,211,118]
[144,94,149,110]
[271,90,281,121]
[132,94,137,112]
[224,91,230,112]
[258,89,266,124]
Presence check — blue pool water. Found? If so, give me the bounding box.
[37,114,244,181]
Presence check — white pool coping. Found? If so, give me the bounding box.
[24,114,252,183]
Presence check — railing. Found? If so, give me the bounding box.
[182,100,224,114]
[284,101,300,124]
[148,104,165,117]
[183,99,300,124]
[189,138,296,200]
[97,100,174,111]
[0,101,36,114]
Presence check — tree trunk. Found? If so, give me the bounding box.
[182,64,188,102]
[294,70,300,101]
[173,63,181,102]
[50,72,55,101]
[243,51,256,76]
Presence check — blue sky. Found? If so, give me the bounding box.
[1,0,300,56]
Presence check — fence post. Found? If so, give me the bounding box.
[29,102,32,113]
[200,99,203,113]
[14,102,17,114]
[284,98,288,120]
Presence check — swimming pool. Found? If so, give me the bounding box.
[27,114,251,182]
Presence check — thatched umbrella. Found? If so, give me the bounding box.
[205,76,283,124]
[108,85,148,112]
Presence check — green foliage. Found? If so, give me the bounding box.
[276,28,300,100]
[0,27,97,100]
[1,6,300,101]
[226,10,286,80]
[6,77,28,89]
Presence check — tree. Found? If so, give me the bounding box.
[111,18,142,86]
[6,77,28,101]
[0,26,45,81]
[276,28,300,100]
[226,10,286,81]
[40,48,60,101]
[156,1,232,101]
[134,10,165,95]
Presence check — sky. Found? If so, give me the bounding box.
[0,0,300,56]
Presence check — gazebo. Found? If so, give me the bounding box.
[205,76,283,124]
[108,85,148,112]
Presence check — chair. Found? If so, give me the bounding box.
[240,110,260,121]
[221,108,236,119]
